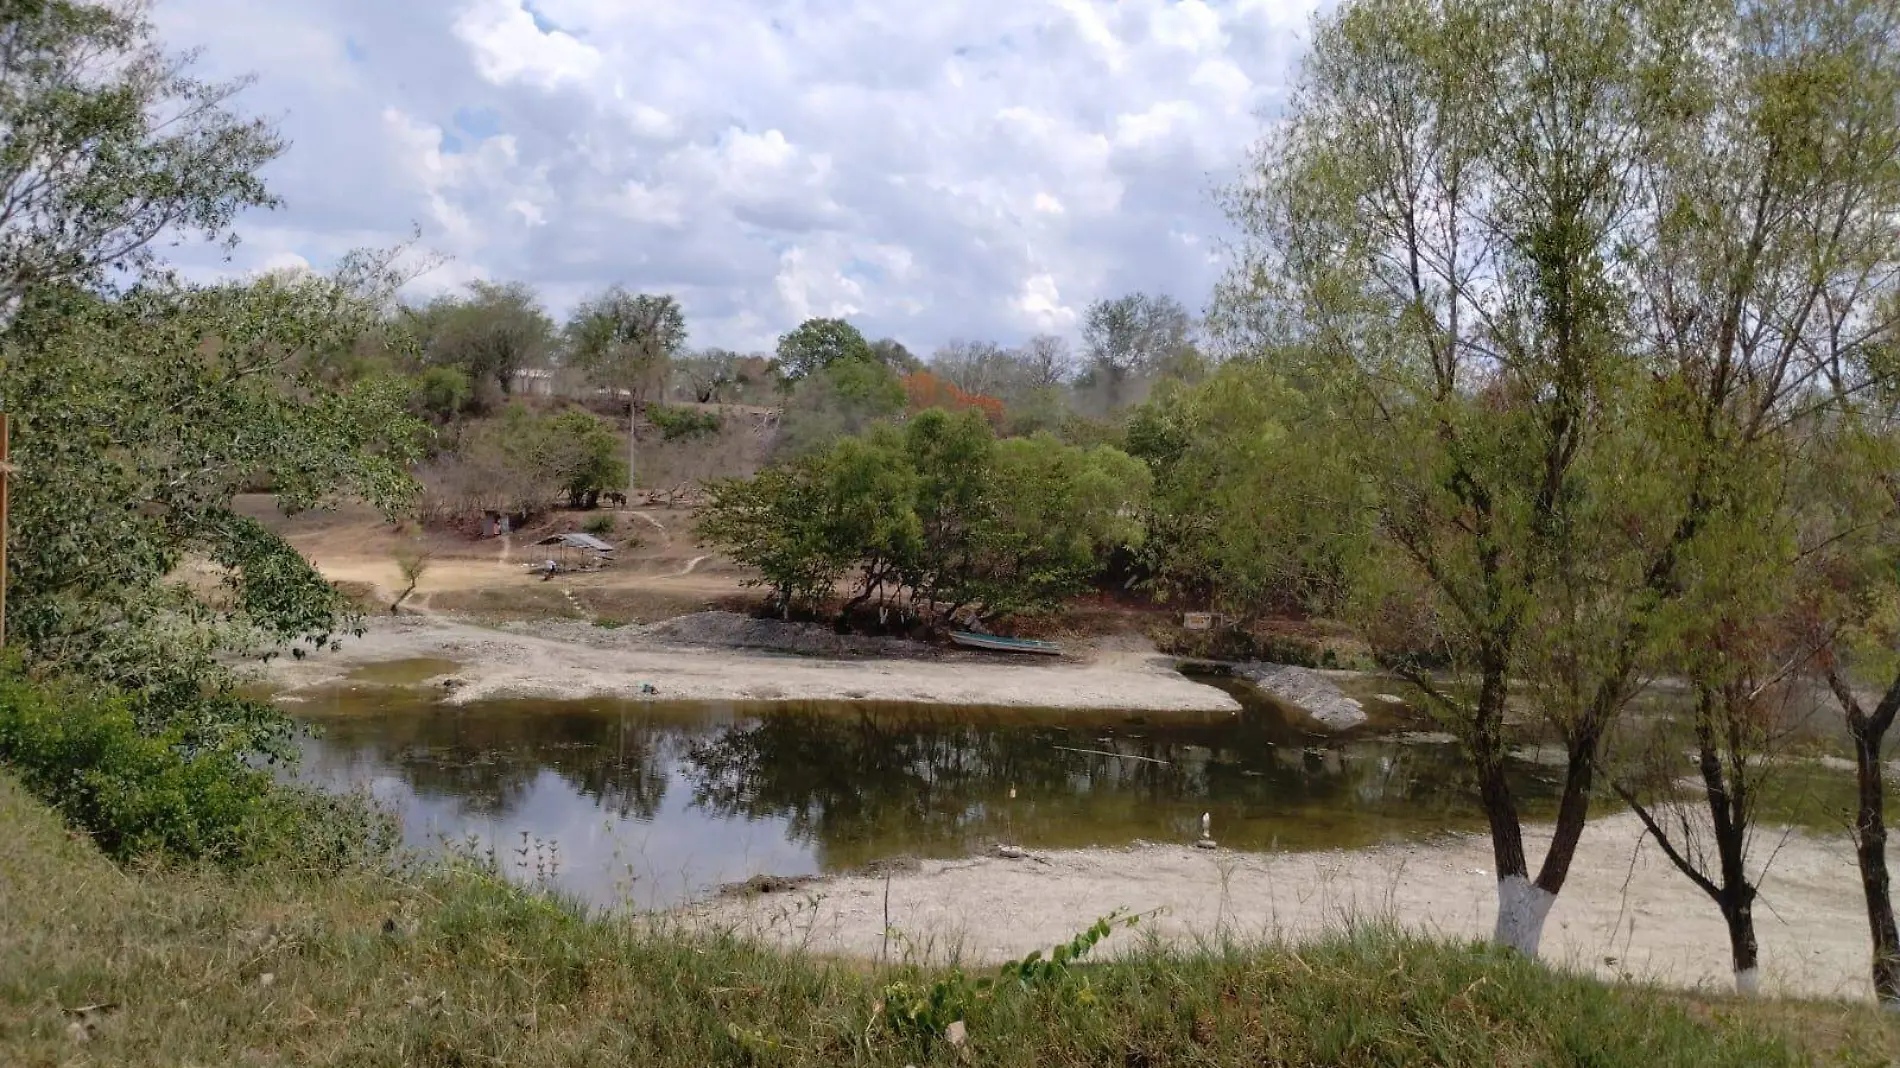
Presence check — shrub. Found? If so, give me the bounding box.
[698,409,1150,624]
[646,404,722,441]
[582,514,616,536]
[0,667,389,869]
[411,365,473,423]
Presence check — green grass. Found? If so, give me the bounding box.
[2,772,1896,1066]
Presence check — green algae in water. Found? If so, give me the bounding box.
[342,658,462,687]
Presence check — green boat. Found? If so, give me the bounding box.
[947,631,1064,656]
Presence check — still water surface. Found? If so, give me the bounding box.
[290,674,1568,910]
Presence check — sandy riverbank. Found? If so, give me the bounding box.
[258,614,1241,713]
[682,811,1875,1003]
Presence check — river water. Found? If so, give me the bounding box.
[288,672,1570,911]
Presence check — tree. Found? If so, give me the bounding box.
[391,538,432,614]
[870,337,922,374]
[902,370,1005,428]
[1222,0,1656,958]
[1594,0,1900,993]
[1596,424,1816,994]
[700,410,1149,628]
[695,464,851,615]
[1222,0,1900,970]
[775,317,874,383]
[2,256,426,725]
[414,280,553,398]
[930,339,1014,397]
[773,354,905,459]
[975,433,1150,616]
[565,286,687,493]
[1127,359,1363,622]
[532,409,627,509]
[674,348,740,403]
[1080,293,1192,409]
[0,0,284,317]
[1017,334,1074,389]
[1805,399,1900,1007]
[410,365,472,423]
[895,408,996,620]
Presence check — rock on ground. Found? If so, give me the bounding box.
[1238,663,1368,732]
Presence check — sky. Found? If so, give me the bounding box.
[149,0,1321,356]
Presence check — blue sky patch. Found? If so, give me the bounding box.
[454,106,503,141]
[522,0,565,35]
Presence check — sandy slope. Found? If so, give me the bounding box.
[259,615,1242,712]
[683,811,1875,1002]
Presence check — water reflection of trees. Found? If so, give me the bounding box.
[300,698,1565,871]
[304,707,678,822]
[681,708,1562,867]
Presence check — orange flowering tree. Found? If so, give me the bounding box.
[902,370,1005,427]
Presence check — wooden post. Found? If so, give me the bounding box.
[1,412,11,649]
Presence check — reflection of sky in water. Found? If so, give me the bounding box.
[290,692,1567,912]
[299,743,814,911]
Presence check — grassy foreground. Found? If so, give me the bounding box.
[1,774,1895,1066]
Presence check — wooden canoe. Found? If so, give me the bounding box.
[947,631,1064,656]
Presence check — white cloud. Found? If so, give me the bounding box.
[149,0,1324,351]
[1016,272,1076,332]
[454,0,603,89]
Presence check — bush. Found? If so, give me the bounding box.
[0,667,388,869]
[698,408,1150,624]
[646,404,722,441]
[411,365,473,423]
[582,514,616,536]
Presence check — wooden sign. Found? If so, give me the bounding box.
[1183,612,1213,632]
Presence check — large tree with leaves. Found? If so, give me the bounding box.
[775,317,874,383]
[1079,293,1192,409]
[0,0,283,313]
[1224,0,1900,972]
[1,255,425,735]
[411,280,553,399]
[564,286,687,492]
[0,1,428,765]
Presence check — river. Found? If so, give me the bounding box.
[288,673,1569,911]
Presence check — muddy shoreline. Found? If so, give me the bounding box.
[256,613,1242,713]
[257,612,1880,1004]
[682,810,1874,1003]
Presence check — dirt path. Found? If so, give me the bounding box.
[682,811,1875,1002]
[260,615,1240,712]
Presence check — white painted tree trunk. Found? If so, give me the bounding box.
[1734,968,1760,995]
[1494,875,1555,956]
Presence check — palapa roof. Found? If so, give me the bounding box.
[535,531,614,552]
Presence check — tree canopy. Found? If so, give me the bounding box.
[775,317,874,383]
[565,286,687,408]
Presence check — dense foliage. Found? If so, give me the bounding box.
[565,286,686,411]
[0,1,427,863]
[775,316,875,383]
[2,262,426,719]
[0,664,388,868]
[698,408,1149,624]
[1127,359,1365,623]
[423,404,627,517]
[773,352,908,459]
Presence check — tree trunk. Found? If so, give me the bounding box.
[627,399,638,497]
[1722,894,1760,994]
[1491,735,1598,958]
[1470,665,1547,955]
[1853,725,1900,1008]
